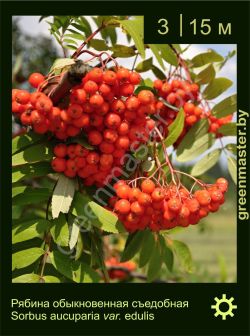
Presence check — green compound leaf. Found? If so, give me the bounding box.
[164,108,185,147]
[191,149,221,176]
[12,162,53,183]
[51,175,76,219]
[147,241,162,282]
[12,187,50,206]
[148,44,165,70]
[159,44,178,66]
[72,192,125,234]
[211,94,237,118]
[191,50,224,67]
[12,143,53,167]
[218,122,236,136]
[49,58,75,75]
[43,276,61,283]
[195,64,216,85]
[203,77,232,100]
[172,240,193,273]
[50,250,101,283]
[12,274,41,283]
[50,214,69,247]
[176,133,215,162]
[89,39,109,51]
[139,229,155,268]
[159,235,174,272]
[227,156,237,184]
[111,45,136,58]
[12,133,44,155]
[12,219,50,244]
[225,143,237,156]
[12,248,44,271]
[119,17,145,58]
[121,231,145,262]
[135,57,153,72]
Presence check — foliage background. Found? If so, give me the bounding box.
[12,16,237,283]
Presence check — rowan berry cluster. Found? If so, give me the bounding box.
[153,78,233,142]
[208,113,233,136]
[105,257,136,280]
[109,177,228,232]
[51,142,122,185]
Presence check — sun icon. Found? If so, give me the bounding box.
[211,294,237,320]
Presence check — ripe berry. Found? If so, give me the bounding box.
[49,107,61,122]
[64,169,77,178]
[166,93,176,105]
[100,154,113,167]
[167,198,182,212]
[86,152,100,165]
[103,70,117,85]
[75,144,89,157]
[119,83,134,96]
[184,102,195,115]
[113,180,126,190]
[208,202,220,212]
[111,99,126,114]
[116,67,130,81]
[89,94,104,107]
[138,90,154,104]
[125,96,140,111]
[51,158,66,172]
[186,198,200,213]
[75,157,86,168]
[115,199,131,214]
[153,79,163,90]
[141,179,155,194]
[130,201,145,216]
[72,114,90,128]
[66,159,77,172]
[195,190,211,206]
[35,97,53,114]
[210,189,224,202]
[129,72,141,85]
[88,67,103,83]
[127,188,141,202]
[179,205,190,219]
[20,111,32,125]
[116,136,130,150]
[12,101,22,114]
[67,104,83,119]
[116,185,131,199]
[186,115,197,126]
[66,144,76,159]
[161,83,172,95]
[15,90,30,104]
[90,115,103,127]
[53,144,67,158]
[99,142,115,154]
[118,121,129,135]
[31,110,45,124]
[216,178,228,192]
[28,73,45,88]
[138,193,151,206]
[30,92,45,106]
[104,129,118,143]
[83,80,98,94]
[66,126,80,137]
[151,188,165,202]
[70,89,87,104]
[88,130,103,145]
[105,113,121,129]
